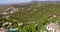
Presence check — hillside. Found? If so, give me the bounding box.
[0,1,60,32]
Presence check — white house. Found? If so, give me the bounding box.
[46,23,60,32]
[0,27,7,32]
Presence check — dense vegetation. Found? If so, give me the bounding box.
[0,3,60,32]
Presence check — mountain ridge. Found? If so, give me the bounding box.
[0,1,60,7]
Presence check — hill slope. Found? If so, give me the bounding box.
[0,1,60,32]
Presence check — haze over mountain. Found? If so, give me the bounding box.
[0,0,60,5]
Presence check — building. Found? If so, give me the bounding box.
[46,23,60,32]
[0,28,7,32]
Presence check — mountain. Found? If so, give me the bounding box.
[0,1,60,8]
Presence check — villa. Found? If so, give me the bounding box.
[46,23,60,32]
[0,28,7,32]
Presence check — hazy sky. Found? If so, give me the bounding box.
[0,0,32,4]
[0,0,60,4]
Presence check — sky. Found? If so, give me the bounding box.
[0,0,60,4]
[0,0,32,4]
